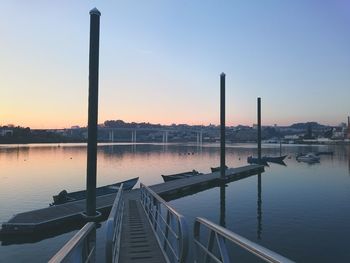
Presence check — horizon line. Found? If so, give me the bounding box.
[1,119,348,130]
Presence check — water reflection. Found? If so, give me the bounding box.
[220,184,226,228]
[1,143,350,262]
[257,173,262,240]
[219,171,263,240]
[218,170,264,240]
[270,160,287,166]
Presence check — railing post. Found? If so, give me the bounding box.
[193,217,294,263]
[163,211,170,251]
[205,230,216,263]
[106,185,124,263]
[154,202,160,232]
[216,235,229,263]
[49,223,96,263]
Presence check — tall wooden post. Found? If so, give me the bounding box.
[257,97,261,162]
[86,8,101,218]
[220,73,226,179]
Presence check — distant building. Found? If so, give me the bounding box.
[304,123,313,139]
[0,129,13,136]
[332,127,344,139]
[284,135,300,140]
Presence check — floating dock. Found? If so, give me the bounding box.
[0,164,264,235]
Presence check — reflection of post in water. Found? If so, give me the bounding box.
[109,144,114,153]
[257,97,261,161]
[347,146,350,175]
[220,183,226,228]
[257,173,262,240]
[162,142,167,153]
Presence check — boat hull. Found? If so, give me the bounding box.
[52,177,139,205]
[262,155,287,163]
[296,153,320,163]
[210,166,228,173]
[161,170,201,182]
[247,156,268,166]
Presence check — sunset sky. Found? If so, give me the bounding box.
[1,1,349,129]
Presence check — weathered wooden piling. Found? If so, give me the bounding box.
[86,8,101,218]
[220,73,226,179]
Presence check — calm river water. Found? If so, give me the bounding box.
[1,143,350,262]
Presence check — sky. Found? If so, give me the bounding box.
[1,1,349,129]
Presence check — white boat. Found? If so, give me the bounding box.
[296,153,320,163]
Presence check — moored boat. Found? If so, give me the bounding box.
[51,177,139,205]
[161,170,202,182]
[247,156,268,166]
[262,155,287,163]
[296,153,320,163]
[315,151,334,156]
[210,166,228,173]
[247,156,268,165]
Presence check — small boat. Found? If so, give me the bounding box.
[315,151,334,156]
[51,177,139,205]
[296,153,320,163]
[272,159,287,166]
[262,155,288,163]
[247,156,268,165]
[210,166,228,173]
[296,152,305,158]
[161,170,202,182]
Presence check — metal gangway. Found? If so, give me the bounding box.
[50,183,294,263]
[140,183,189,263]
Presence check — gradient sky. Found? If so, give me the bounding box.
[1,1,349,129]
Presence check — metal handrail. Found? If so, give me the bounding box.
[140,183,188,263]
[106,184,124,263]
[194,217,294,263]
[49,222,96,263]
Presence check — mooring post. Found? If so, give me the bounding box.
[257,97,261,162]
[86,7,101,219]
[220,73,226,180]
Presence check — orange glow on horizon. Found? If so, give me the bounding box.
[1,114,339,129]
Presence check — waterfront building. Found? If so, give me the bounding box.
[0,129,13,137]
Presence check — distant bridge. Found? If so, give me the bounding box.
[37,126,211,144]
[98,127,204,144]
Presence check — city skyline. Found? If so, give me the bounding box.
[1,1,350,129]
[2,117,348,130]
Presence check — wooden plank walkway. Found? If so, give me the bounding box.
[0,164,264,235]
